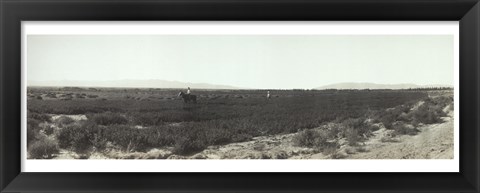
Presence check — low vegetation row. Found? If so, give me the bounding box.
[26,89,452,159]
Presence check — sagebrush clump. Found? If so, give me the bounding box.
[376,95,452,131]
[28,136,59,159]
[55,116,75,126]
[292,129,337,154]
[89,112,128,126]
[57,121,107,156]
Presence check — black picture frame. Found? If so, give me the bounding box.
[1,0,479,192]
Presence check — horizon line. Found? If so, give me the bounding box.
[26,85,455,90]
[27,79,454,89]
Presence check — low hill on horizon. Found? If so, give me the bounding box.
[315,82,453,90]
[28,80,453,90]
[28,79,244,90]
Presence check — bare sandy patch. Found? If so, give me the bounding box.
[51,114,87,121]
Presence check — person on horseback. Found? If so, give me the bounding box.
[178,87,197,103]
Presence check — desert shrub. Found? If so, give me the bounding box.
[376,105,412,129]
[317,141,340,155]
[410,96,451,125]
[408,99,447,125]
[341,118,379,145]
[173,137,207,155]
[342,118,377,137]
[410,108,441,125]
[71,133,93,155]
[56,124,78,149]
[370,124,381,132]
[345,147,356,154]
[331,151,347,159]
[193,121,243,145]
[432,95,453,106]
[102,124,221,153]
[27,128,39,147]
[102,125,155,152]
[28,112,51,123]
[28,136,59,159]
[344,128,361,146]
[143,129,177,148]
[374,95,452,135]
[89,112,128,125]
[55,116,75,126]
[27,117,44,146]
[57,122,106,155]
[46,93,57,98]
[293,129,333,150]
[391,122,419,136]
[203,128,232,145]
[27,117,41,130]
[42,124,55,135]
[91,133,108,152]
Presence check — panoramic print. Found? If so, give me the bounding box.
[26,35,454,160]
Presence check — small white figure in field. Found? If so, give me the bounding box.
[186,87,191,95]
[267,91,271,99]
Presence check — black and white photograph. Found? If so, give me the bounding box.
[24,23,456,162]
[3,0,480,191]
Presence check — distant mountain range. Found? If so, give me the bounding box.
[28,80,452,90]
[28,79,244,89]
[315,82,453,90]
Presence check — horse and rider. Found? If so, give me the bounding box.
[178,87,270,103]
[178,87,197,103]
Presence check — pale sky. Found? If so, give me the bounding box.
[27,35,454,89]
